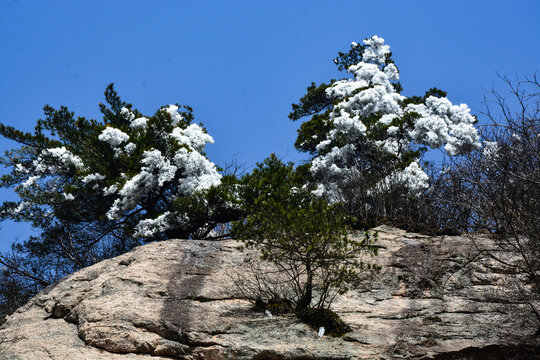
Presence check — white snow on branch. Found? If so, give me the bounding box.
[106,149,177,220]
[134,211,176,238]
[42,147,85,170]
[124,142,137,155]
[163,105,183,126]
[308,35,480,200]
[362,35,390,64]
[130,116,148,130]
[120,107,135,122]
[174,148,222,194]
[82,173,105,184]
[406,96,479,155]
[103,184,118,196]
[377,161,429,193]
[15,163,29,174]
[384,63,399,81]
[31,147,85,177]
[22,175,41,188]
[171,123,214,152]
[13,201,31,214]
[311,144,357,177]
[483,141,499,158]
[99,127,130,147]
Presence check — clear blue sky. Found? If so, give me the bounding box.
[1,0,538,250]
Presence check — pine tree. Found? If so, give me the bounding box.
[0,84,241,319]
[290,36,480,224]
[232,154,378,312]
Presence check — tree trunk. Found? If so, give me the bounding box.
[296,264,313,311]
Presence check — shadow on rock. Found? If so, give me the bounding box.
[160,240,237,359]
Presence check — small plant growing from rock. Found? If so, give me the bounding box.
[297,308,351,337]
[232,154,379,335]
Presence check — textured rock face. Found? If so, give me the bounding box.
[0,226,538,359]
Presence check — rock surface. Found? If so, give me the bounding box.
[0,226,538,359]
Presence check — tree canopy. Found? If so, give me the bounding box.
[0,85,240,314]
[290,36,480,203]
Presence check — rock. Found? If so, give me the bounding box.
[0,226,538,359]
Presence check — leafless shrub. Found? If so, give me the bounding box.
[0,253,51,325]
[339,166,449,235]
[230,257,296,310]
[432,73,540,330]
[393,238,481,299]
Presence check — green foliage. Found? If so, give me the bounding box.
[294,113,334,154]
[232,154,378,311]
[169,175,243,239]
[289,82,334,121]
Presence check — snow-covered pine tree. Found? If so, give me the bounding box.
[0,85,240,305]
[290,36,481,226]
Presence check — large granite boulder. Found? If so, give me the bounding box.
[0,226,538,359]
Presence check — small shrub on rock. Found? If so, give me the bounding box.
[233,155,379,335]
[296,308,352,337]
[253,298,293,315]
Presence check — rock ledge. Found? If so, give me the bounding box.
[0,226,538,359]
